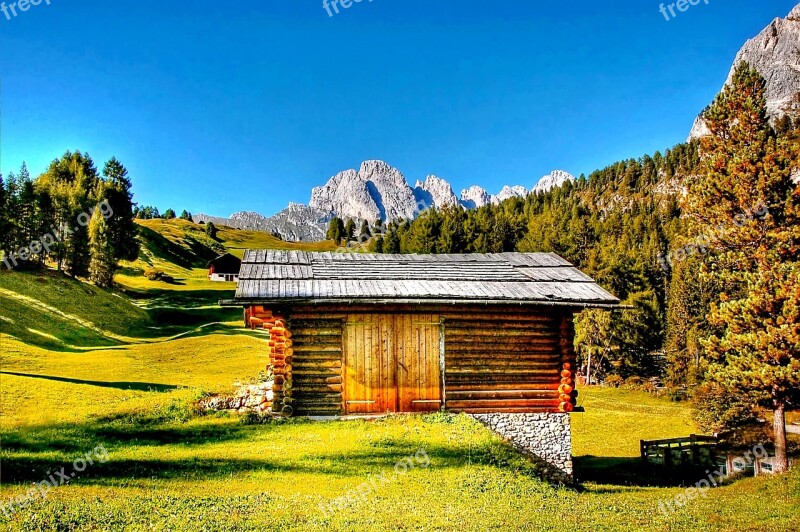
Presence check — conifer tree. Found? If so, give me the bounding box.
[205,222,218,240]
[344,219,356,243]
[359,219,371,242]
[326,217,345,244]
[0,175,8,261]
[88,209,116,288]
[102,158,139,262]
[685,63,800,472]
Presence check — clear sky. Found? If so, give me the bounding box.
[0,0,796,217]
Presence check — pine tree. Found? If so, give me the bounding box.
[163,208,176,220]
[344,219,356,243]
[359,220,371,242]
[102,158,139,262]
[685,63,800,473]
[326,217,345,244]
[88,209,116,288]
[383,227,400,253]
[205,222,218,240]
[0,174,8,262]
[372,218,384,237]
[36,152,101,276]
[17,167,42,268]
[369,235,384,253]
[180,210,192,221]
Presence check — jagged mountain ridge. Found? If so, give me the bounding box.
[690,4,800,139]
[194,163,576,242]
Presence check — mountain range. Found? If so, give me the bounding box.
[193,165,576,242]
[196,4,800,242]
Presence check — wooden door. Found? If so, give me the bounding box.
[397,315,442,412]
[343,314,441,414]
[343,314,394,414]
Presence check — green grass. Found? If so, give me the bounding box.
[1,367,798,531]
[0,225,798,531]
[115,219,338,307]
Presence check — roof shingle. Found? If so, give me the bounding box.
[228,251,619,307]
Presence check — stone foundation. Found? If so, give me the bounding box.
[471,413,573,484]
[199,381,273,414]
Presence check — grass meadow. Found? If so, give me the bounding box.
[0,223,797,531]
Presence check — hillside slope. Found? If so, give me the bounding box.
[116,219,338,299]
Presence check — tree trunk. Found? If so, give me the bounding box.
[586,351,592,386]
[773,402,788,474]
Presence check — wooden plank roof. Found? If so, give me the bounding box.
[225,251,620,307]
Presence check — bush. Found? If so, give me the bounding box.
[641,381,658,395]
[623,376,645,390]
[143,268,174,283]
[666,386,687,402]
[604,374,624,388]
[144,267,165,281]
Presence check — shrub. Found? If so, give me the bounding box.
[144,267,165,281]
[666,386,687,402]
[143,268,174,283]
[641,381,658,395]
[604,374,624,388]
[623,376,645,390]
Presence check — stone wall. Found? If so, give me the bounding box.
[471,413,573,484]
[199,381,273,414]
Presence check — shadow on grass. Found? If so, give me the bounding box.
[121,287,236,309]
[0,371,179,392]
[0,418,547,486]
[574,455,721,488]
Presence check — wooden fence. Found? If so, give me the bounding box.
[640,434,719,468]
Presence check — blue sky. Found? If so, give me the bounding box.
[0,0,796,217]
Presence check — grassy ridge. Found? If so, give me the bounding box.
[117,219,338,303]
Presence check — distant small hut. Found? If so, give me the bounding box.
[208,253,242,282]
[221,250,619,482]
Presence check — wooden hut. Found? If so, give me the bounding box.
[221,250,619,418]
[208,253,242,282]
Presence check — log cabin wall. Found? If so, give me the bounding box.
[280,309,344,416]
[442,309,569,414]
[247,304,579,417]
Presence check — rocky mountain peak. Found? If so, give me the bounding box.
[414,175,459,209]
[534,170,577,194]
[690,4,800,139]
[197,161,578,242]
[460,185,493,209]
[309,160,418,222]
[493,185,529,204]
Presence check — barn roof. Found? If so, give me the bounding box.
[222,250,619,308]
[207,253,242,270]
